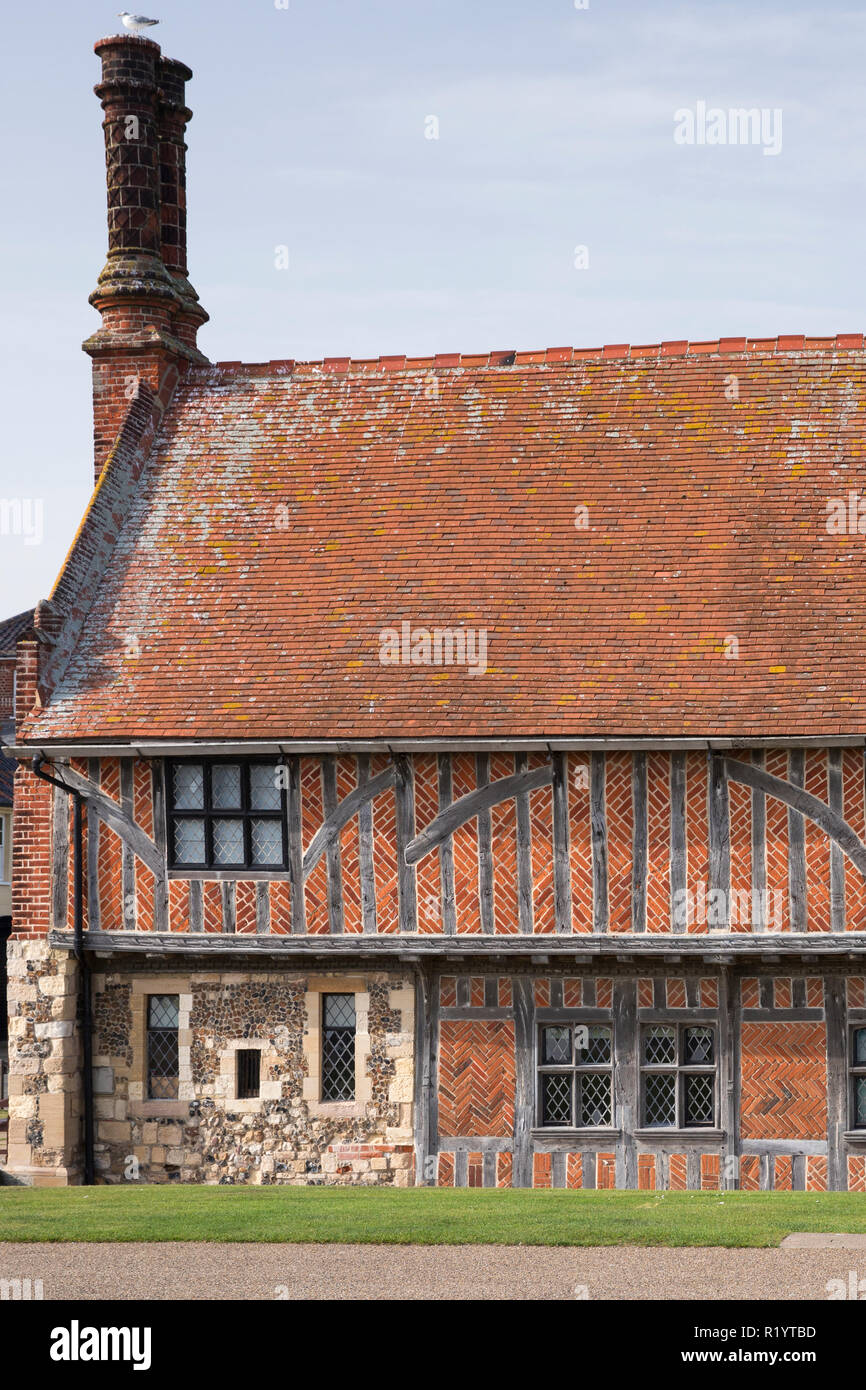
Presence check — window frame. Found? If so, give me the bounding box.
[639,1022,718,1130]
[166,758,289,872]
[321,993,357,1103]
[236,1048,261,1101]
[850,1026,866,1130]
[535,1019,615,1130]
[146,993,180,1101]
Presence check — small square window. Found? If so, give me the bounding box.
[236,1049,261,1100]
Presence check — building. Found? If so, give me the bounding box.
[4,31,866,1191]
[0,611,32,1107]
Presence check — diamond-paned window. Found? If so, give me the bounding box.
[644,1073,676,1127]
[542,1026,571,1065]
[644,1025,676,1066]
[167,761,287,871]
[542,1073,572,1125]
[578,1070,612,1126]
[250,763,282,812]
[173,818,205,865]
[212,764,242,809]
[251,818,283,866]
[213,818,244,865]
[685,1073,715,1126]
[684,1026,714,1065]
[538,1022,613,1129]
[147,994,179,1100]
[850,1029,866,1128]
[641,1022,718,1129]
[322,994,356,1101]
[172,764,204,810]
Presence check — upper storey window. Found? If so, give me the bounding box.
[167,760,287,870]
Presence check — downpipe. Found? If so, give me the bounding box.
[31,757,95,1185]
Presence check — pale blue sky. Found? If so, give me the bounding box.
[1,0,863,616]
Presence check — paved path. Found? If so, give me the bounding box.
[0,1242,863,1300]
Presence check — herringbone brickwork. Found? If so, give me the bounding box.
[438,1020,516,1137]
[765,749,791,932]
[529,776,555,934]
[35,748,866,945]
[804,750,831,932]
[489,752,519,933]
[741,1022,827,1139]
[848,1155,866,1192]
[806,1156,828,1191]
[774,1155,792,1190]
[669,1154,687,1189]
[301,759,329,935]
[414,755,442,934]
[646,752,671,932]
[437,1152,454,1187]
[337,756,362,935]
[451,753,481,934]
[842,747,866,930]
[568,754,593,932]
[685,753,709,934]
[606,753,633,933]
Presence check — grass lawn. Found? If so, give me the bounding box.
[0,1186,866,1246]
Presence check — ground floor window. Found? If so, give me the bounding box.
[850,1027,866,1128]
[146,995,179,1100]
[537,1022,613,1127]
[322,993,356,1101]
[640,1023,716,1128]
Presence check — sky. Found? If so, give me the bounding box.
[1,0,864,617]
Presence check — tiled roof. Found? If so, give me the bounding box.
[23,336,866,741]
[0,609,33,656]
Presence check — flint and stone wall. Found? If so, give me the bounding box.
[5,949,414,1186]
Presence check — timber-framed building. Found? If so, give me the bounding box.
[5,32,866,1191]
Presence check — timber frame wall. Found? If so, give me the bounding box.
[11,744,866,1189]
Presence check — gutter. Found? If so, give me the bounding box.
[5,735,866,758]
[31,757,95,1186]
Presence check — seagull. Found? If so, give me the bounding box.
[118,12,159,34]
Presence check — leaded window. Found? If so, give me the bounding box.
[850,1028,866,1128]
[640,1024,716,1128]
[322,994,356,1101]
[147,994,179,1100]
[537,1023,613,1128]
[167,760,287,870]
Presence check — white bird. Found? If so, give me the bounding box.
[118,12,159,34]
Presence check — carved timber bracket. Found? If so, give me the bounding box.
[405,762,554,865]
[722,757,866,881]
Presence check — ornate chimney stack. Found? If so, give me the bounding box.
[83,34,208,483]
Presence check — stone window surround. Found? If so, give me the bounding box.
[302,975,373,1119]
[216,1038,282,1113]
[127,975,193,1119]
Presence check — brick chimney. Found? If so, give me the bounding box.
[83,34,208,482]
